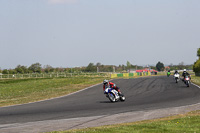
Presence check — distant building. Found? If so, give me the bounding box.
[165,66,170,71]
[136,68,158,75]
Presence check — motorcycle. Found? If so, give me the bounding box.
[174,73,180,83]
[104,87,125,102]
[167,72,171,77]
[184,75,191,87]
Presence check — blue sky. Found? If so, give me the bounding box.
[0,0,200,69]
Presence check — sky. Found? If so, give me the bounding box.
[0,0,200,69]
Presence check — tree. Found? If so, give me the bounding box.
[193,48,200,73]
[193,60,200,73]
[197,48,200,57]
[85,63,96,72]
[126,61,131,70]
[15,65,28,74]
[156,61,164,71]
[43,65,54,73]
[2,69,9,74]
[96,62,101,67]
[28,63,42,73]
[122,64,126,70]
[96,62,101,72]
[177,62,185,70]
[8,69,17,74]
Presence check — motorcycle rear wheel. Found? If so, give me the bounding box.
[120,96,125,102]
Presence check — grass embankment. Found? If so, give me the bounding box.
[49,75,200,133]
[191,75,200,86]
[0,76,107,107]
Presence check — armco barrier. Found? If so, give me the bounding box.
[111,73,117,78]
[111,72,151,79]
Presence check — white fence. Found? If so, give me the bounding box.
[0,73,108,79]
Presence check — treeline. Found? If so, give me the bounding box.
[154,61,193,72]
[0,61,144,74]
[0,63,79,74]
[85,62,143,72]
[0,60,194,74]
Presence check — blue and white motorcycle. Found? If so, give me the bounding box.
[104,87,125,102]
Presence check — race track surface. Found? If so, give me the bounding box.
[1,76,200,131]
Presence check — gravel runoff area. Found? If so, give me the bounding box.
[1,102,200,133]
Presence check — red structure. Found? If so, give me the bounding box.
[136,68,158,73]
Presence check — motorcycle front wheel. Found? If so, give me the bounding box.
[186,81,190,87]
[108,92,116,102]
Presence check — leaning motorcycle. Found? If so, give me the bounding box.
[104,87,125,102]
[184,75,191,87]
[174,73,180,83]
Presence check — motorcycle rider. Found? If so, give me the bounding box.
[103,79,123,96]
[167,70,171,77]
[174,70,180,82]
[182,69,191,79]
[174,70,179,74]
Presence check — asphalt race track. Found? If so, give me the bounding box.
[1,76,200,132]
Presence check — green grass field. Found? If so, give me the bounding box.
[0,76,108,107]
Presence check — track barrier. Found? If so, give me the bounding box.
[111,72,151,79]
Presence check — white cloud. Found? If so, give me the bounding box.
[48,0,78,4]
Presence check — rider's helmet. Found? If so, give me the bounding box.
[175,70,178,73]
[183,69,186,72]
[103,79,108,85]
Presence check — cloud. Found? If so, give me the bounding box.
[48,0,78,4]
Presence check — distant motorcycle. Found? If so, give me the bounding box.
[174,73,180,83]
[183,75,191,87]
[104,87,125,102]
[167,72,171,77]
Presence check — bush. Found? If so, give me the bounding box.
[193,60,200,73]
[2,69,9,74]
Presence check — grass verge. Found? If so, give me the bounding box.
[50,110,200,133]
[0,76,108,107]
[191,75,200,86]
